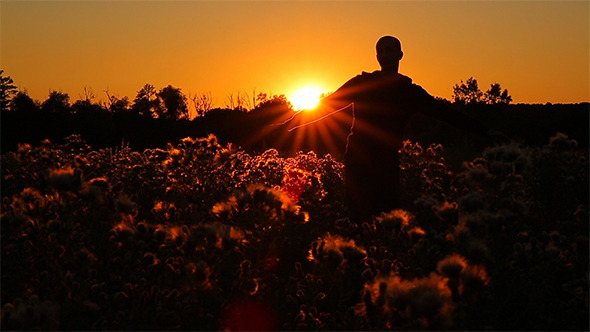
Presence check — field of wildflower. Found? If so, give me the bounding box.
[1,133,588,330]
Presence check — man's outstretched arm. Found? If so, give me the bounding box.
[286,76,360,131]
[412,85,493,136]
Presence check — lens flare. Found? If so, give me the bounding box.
[289,85,324,111]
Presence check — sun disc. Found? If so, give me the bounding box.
[290,86,324,111]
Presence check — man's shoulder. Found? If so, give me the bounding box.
[346,71,380,84]
[356,71,415,84]
[395,73,414,85]
[340,71,431,96]
[344,71,397,86]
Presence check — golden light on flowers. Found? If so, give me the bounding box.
[289,85,324,111]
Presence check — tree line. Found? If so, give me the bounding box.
[1,70,290,120]
[452,77,512,105]
[2,70,512,118]
[1,69,587,157]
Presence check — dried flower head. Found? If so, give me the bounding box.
[465,164,493,188]
[308,233,366,266]
[115,193,137,215]
[80,177,110,203]
[375,209,415,233]
[47,167,81,192]
[433,201,458,224]
[436,254,468,279]
[460,264,490,295]
[360,273,455,329]
[549,132,578,150]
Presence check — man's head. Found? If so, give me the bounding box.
[376,36,403,73]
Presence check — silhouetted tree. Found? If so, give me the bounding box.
[254,94,290,109]
[105,90,131,113]
[10,91,39,113]
[225,91,250,111]
[132,84,162,118]
[256,92,269,105]
[248,89,280,110]
[453,78,512,105]
[484,82,512,105]
[79,86,96,103]
[158,85,189,120]
[41,90,71,114]
[1,70,17,112]
[71,87,103,115]
[189,91,215,117]
[72,99,106,116]
[452,77,483,105]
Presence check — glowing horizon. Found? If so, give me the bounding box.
[2,1,589,106]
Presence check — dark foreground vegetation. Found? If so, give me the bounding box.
[1,129,588,330]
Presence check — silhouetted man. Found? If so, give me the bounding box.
[290,36,490,222]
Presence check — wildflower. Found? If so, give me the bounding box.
[144,147,169,162]
[464,164,493,188]
[163,146,183,168]
[225,225,245,243]
[211,196,239,219]
[152,201,165,214]
[375,209,414,233]
[460,264,490,295]
[281,166,310,203]
[111,224,133,241]
[115,193,137,215]
[483,142,531,175]
[408,227,426,242]
[110,215,135,241]
[436,254,468,279]
[309,233,366,266]
[549,132,578,150]
[167,226,186,242]
[18,187,44,203]
[407,273,453,321]
[193,222,244,249]
[359,273,455,329]
[80,177,110,204]
[141,252,159,268]
[436,253,490,298]
[47,167,81,192]
[214,144,238,164]
[179,136,196,149]
[433,200,458,224]
[13,188,47,214]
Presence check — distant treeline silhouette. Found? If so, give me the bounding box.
[3,97,588,157]
[1,71,588,156]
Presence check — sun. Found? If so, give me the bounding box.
[289,85,324,111]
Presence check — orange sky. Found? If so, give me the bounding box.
[2,1,589,108]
